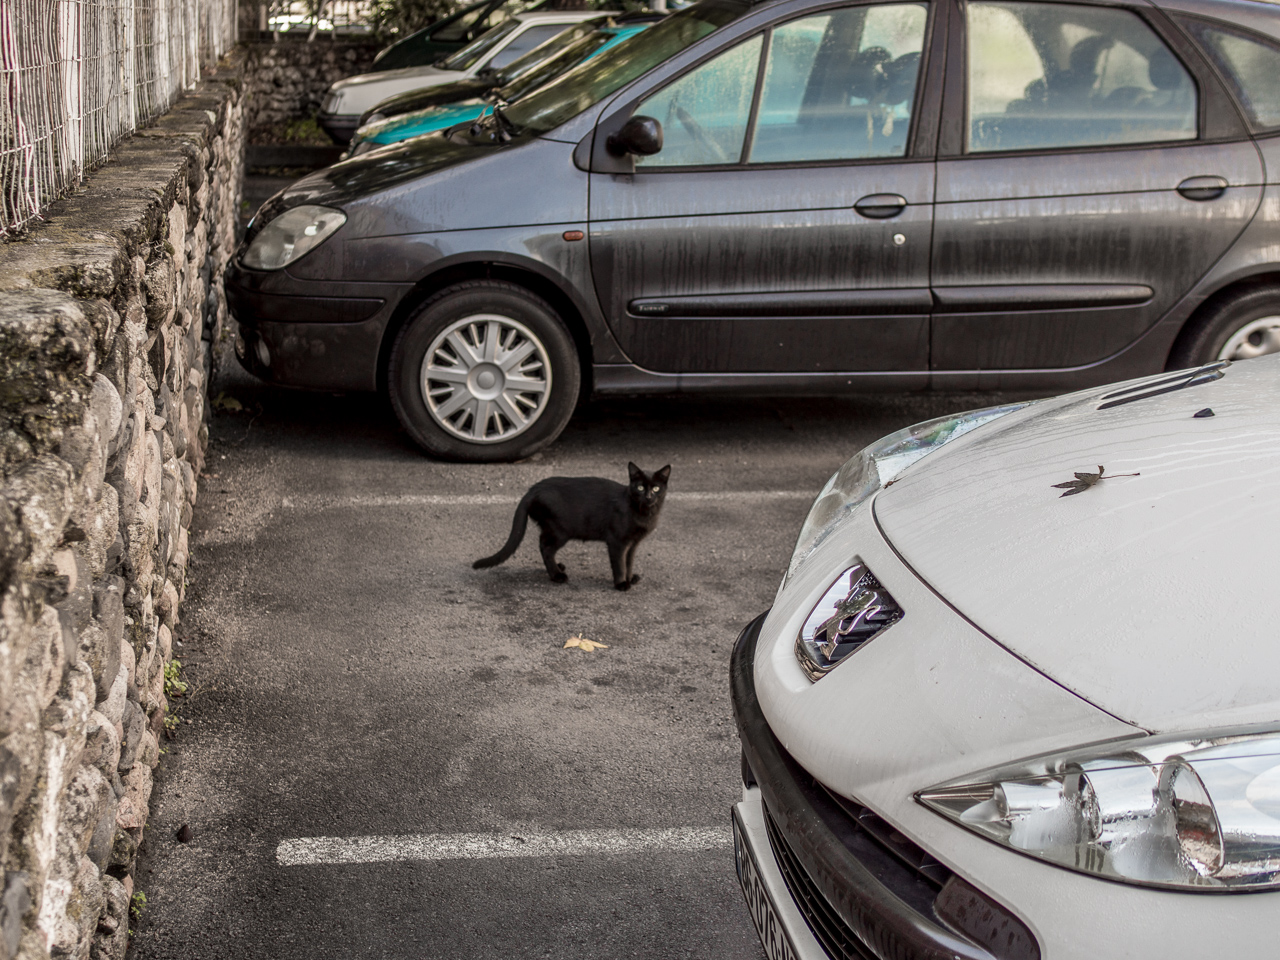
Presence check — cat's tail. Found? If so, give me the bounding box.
[472,491,533,569]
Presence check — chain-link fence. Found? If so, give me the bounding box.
[0,0,235,237]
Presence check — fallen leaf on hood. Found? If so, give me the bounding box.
[1051,465,1140,497]
[564,634,609,652]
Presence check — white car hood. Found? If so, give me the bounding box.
[874,356,1280,733]
[328,65,465,116]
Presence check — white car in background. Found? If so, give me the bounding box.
[316,9,612,142]
[733,354,1280,959]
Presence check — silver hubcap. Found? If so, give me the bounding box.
[421,314,552,444]
[1218,316,1280,361]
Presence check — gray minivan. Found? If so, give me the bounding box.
[227,0,1280,461]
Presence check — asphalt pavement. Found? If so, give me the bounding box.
[125,325,1022,959]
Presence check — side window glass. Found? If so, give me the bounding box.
[636,35,764,167]
[1182,20,1280,132]
[967,2,1197,153]
[750,4,927,163]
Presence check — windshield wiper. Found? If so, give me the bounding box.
[491,104,518,141]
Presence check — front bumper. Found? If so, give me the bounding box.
[224,261,408,392]
[731,613,1039,960]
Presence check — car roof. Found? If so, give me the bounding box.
[512,9,619,22]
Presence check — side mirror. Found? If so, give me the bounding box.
[607,115,663,157]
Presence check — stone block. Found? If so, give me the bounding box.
[80,712,120,780]
[0,872,30,960]
[115,702,146,775]
[89,876,127,960]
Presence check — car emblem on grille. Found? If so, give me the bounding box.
[795,559,903,681]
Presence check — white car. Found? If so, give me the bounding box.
[733,354,1280,960]
[316,10,611,143]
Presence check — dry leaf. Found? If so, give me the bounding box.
[214,392,243,412]
[564,634,609,652]
[1051,465,1139,497]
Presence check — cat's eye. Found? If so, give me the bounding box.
[652,486,660,493]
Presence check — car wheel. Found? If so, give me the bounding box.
[1170,285,1280,368]
[388,280,580,462]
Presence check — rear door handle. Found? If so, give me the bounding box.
[854,194,907,219]
[1177,176,1228,201]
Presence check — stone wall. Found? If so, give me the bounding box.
[242,40,381,137]
[0,53,244,960]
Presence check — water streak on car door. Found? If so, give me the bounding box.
[587,5,941,374]
[929,0,1264,372]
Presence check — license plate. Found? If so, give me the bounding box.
[733,811,800,960]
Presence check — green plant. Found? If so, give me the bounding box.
[164,659,188,699]
[129,891,147,928]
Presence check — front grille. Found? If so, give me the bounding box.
[822,788,952,889]
[765,808,875,960]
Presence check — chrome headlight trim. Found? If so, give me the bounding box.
[782,401,1034,590]
[918,729,1280,891]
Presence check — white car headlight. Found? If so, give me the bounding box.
[242,205,346,271]
[919,730,1280,890]
[782,401,1033,588]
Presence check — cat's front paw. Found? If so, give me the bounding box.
[557,563,565,572]
[614,580,632,591]
[629,574,641,584]
[550,571,568,583]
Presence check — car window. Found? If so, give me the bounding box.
[504,2,745,135]
[635,35,763,166]
[1181,20,1280,133]
[496,19,603,80]
[749,4,927,164]
[967,1,1197,153]
[488,23,572,69]
[441,17,524,70]
[434,0,504,42]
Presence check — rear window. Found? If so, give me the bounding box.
[1182,18,1280,133]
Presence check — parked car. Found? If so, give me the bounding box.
[355,14,631,131]
[370,0,538,71]
[348,19,656,156]
[317,9,613,142]
[369,0,625,71]
[731,351,1280,960]
[230,0,1280,463]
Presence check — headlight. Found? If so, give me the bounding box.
[919,730,1280,890]
[241,205,346,271]
[782,402,1033,588]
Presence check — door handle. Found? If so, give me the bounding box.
[854,194,907,219]
[1177,176,1228,201]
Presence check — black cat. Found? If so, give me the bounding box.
[473,463,671,590]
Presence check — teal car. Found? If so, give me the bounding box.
[349,22,652,156]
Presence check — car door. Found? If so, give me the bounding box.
[588,1,944,374]
[929,0,1264,372]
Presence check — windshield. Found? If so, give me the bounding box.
[503,2,747,135]
[489,17,608,82]
[497,28,617,101]
[440,17,523,71]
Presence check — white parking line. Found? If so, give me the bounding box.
[281,491,813,510]
[276,826,731,867]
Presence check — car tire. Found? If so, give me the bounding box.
[1169,285,1280,368]
[387,280,580,462]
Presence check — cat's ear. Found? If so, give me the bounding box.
[628,462,643,482]
[654,465,671,484]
